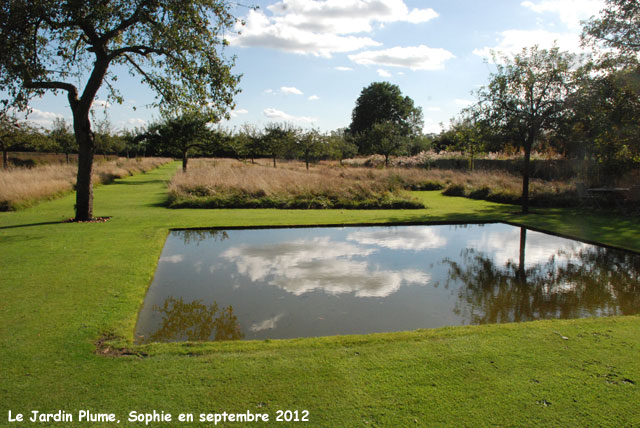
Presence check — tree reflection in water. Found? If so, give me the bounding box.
[147,297,243,343]
[177,229,229,246]
[445,227,640,324]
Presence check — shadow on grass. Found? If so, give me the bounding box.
[0,220,68,230]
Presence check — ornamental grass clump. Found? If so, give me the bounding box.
[167,159,425,209]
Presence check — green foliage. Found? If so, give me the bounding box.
[262,122,296,167]
[144,111,215,171]
[476,45,577,213]
[50,118,77,159]
[326,129,358,164]
[0,0,241,219]
[349,82,424,154]
[582,0,640,62]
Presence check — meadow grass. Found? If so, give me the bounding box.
[171,158,578,209]
[1,161,639,427]
[168,159,424,209]
[0,157,171,211]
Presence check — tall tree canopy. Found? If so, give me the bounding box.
[476,46,577,213]
[348,81,423,154]
[582,0,640,59]
[0,0,241,220]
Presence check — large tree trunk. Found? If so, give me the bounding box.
[2,150,7,170]
[182,150,188,172]
[521,139,533,214]
[272,155,277,168]
[74,124,96,221]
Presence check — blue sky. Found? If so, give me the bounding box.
[20,0,604,134]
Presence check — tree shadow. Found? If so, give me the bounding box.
[0,220,67,230]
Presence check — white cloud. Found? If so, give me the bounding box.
[126,118,147,127]
[521,0,604,29]
[229,108,249,118]
[473,29,584,60]
[335,66,354,71]
[281,86,304,95]
[377,68,392,77]
[263,108,317,123]
[13,108,65,128]
[308,95,320,101]
[221,236,430,298]
[349,45,455,70]
[230,1,438,57]
[250,313,285,332]
[423,123,443,134]
[159,254,184,264]
[347,227,448,251]
[426,106,441,112]
[264,88,275,94]
[93,99,111,109]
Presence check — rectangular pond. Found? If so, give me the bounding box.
[135,223,640,343]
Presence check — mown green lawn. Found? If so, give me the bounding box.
[1,161,638,427]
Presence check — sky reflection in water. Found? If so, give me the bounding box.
[135,224,640,343]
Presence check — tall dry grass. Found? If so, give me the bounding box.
[0,157,171,210]
[168,159,423,209]
[170,158,579,209]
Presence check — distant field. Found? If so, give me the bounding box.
[0,157,172,211]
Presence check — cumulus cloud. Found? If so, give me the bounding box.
[377,68,392,77]
[93,99,111,109]
[126,118,147,127]
[521,0,604,29]
[308,95,320,101]
[473,29,583,60]
[349,45,455,70]
[335,66,354,71]
[13,108,65,128]
[281,86,304,95]
[263,108,317,123]
[221,236,430,298]
[230,0,438,57]
[347,227,448,251]
[229,108,249,118]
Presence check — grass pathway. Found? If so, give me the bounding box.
[1,161,639,427]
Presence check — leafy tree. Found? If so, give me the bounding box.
[144,111,214,172]
[50,118,76,164]
[237,123,264,163]
[563,66,640,179]
[367,121,406,167]
[348,81,423,154]
[0,1,241,220]
[262,123,295,168]
[476,46,577,213]
[448,113,486,171]
[582,0,640,61]
[294,128,326,170]
[326,129,358,165]
[0,113,22,169]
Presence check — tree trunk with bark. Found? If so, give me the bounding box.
[73,121,96,221]
[182,150,188,172]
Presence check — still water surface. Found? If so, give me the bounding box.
[135,223,640,343]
